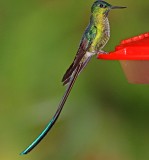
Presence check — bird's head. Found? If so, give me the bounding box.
[91,0,126,16]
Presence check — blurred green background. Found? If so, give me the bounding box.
[1,0,149,160]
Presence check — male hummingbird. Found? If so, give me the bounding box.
[21,0,126,155]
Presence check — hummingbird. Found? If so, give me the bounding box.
[21,0,126,155]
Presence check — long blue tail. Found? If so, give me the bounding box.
[20,65,82,155]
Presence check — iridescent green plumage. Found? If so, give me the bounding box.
[21,1,126,155]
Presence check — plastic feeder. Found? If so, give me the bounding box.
[98,32,149,84]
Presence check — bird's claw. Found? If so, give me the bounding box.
[97,50,109,54]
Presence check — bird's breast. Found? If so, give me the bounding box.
[89,17,110,53]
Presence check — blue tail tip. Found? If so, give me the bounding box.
[20,151,26,156]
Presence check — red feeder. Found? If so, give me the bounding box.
[98,32,149,84]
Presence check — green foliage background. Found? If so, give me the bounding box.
[1,0,149,159]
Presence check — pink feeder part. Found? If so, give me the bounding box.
[97,32,149,84]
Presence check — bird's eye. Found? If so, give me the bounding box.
[99,4,104,8]
[99,4,107,8]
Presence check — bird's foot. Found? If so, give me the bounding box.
[97,50,109,54]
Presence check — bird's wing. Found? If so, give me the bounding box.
[62,25,97,85]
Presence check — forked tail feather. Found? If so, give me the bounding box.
[20,65,82,155]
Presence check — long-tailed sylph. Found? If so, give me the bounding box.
[21,0,126,155]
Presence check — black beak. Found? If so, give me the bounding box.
[111,6,127,9]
